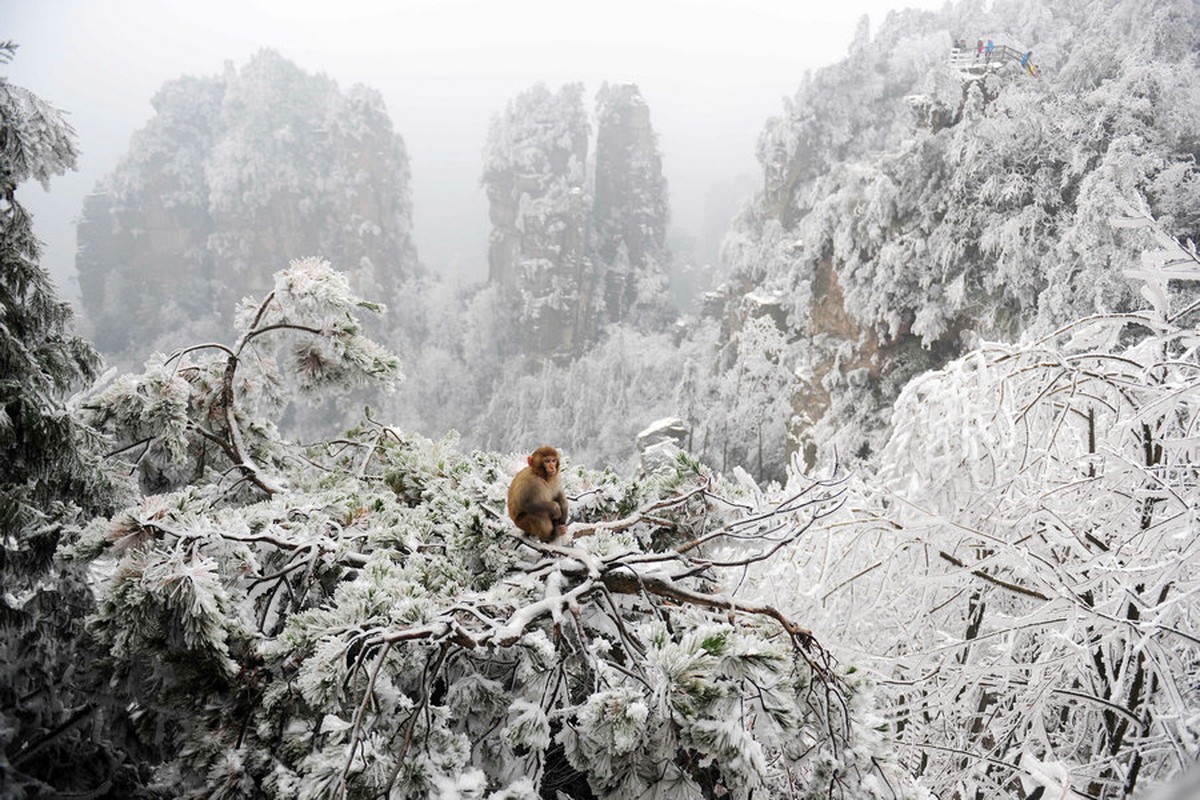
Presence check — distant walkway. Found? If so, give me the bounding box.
[949,43,1038,77]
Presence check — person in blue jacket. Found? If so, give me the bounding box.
[985,38,995,63]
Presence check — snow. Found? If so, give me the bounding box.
[14,2,1200,797]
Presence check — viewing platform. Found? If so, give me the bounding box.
[949,43,1038,78]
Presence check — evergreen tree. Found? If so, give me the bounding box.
[0,41,133,796]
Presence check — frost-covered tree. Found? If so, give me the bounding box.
[757,208,1200,798]
[371,277,521,446]
[472,326,706,472]
[82,256,401,497]
[0,41,135,796]
[714,314,793,478]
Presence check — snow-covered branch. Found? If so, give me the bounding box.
[83,258,400,498]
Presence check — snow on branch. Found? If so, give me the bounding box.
[64,409,915,798]
[763,210,1200,798]
[81,257,400,498]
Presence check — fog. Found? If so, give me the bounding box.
[6,0,947,298]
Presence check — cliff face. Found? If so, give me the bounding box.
[76,50,420,363]
[591,83,670,327]
[483,82,671,360]
[483,83,594,359]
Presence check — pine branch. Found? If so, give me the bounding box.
[11,704,96,769]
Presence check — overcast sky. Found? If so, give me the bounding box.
[6,0,949,295]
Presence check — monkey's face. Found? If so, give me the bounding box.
[530,446,561,478]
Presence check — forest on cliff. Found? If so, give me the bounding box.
[4,0,1200,797]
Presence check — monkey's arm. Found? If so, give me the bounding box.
[555,491,568,524]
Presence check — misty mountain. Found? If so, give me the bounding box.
[76,49,421,365]
[63,0,1200,482]
[482,82,672,360]
[434,0,1200,481]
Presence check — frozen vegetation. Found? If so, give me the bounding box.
[4,0,1200,797]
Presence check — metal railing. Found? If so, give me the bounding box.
[949,43,1032,74]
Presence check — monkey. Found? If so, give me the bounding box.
[507,445,569,543]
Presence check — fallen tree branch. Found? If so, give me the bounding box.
[599,566,816,649]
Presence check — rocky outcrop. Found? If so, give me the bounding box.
[483,83,594,359]
[592,83,670,326]
[482,82,671,361]
[77,50,420,363]
[636,417,688,476]
[789,257,948,468]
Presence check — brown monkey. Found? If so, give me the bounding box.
[507,446,569,542]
